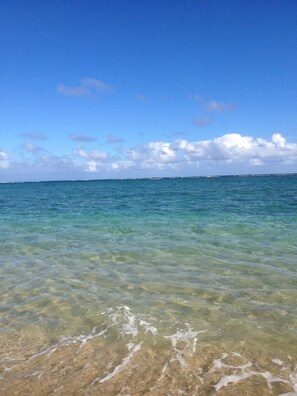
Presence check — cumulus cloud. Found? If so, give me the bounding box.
[75,148,107,161]
[85,161,97,172]
[84,159,133,173]
[69,134,97,142]
[21,133,48,141]
[174,133,297,163]
[120,133,297,172]
[4,133,297,181]
[60,133,297,175]
[126,141,177,169]
[272,133,286,147]
[0,150,9,169]
[57,78,114,97]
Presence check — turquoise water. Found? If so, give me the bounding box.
[0,175,297,395]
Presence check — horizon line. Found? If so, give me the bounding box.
[1,172,296,185]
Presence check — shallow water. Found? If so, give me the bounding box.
[0,175,297,395]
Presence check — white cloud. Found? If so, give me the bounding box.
[22,143,45,153]
[73,133,297,173]
[175,133,297,163]
[57,78,114,97]
[111,162,120,170]
[194,95,235,112]
[249,159,263,166]
[85,161,97,172]
[121,133,297,172]
[3,133,297,181]
[57,84,89,97]
[81,78,114,93]
[148,142,176,162]
[272,133,286,148]
[204,100,235,112]
[126,141,177,169]
[75,148,107,161]
[126,142,173,162]
[84,159,130,173]
[0,150,9,169]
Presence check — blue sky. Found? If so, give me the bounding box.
[1,0,297,181]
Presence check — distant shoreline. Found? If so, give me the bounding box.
[1,172,296,185]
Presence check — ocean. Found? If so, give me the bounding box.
[0,175,296,395]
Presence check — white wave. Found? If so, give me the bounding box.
[272,358,284,366]
[60,326,108,350]
[110,306,139,337]
[215,371,258,391]
[139,319,158,337]
[92,342,143,385]
[279,372,297,396]
[1,326,108,373]
[108,306,158,340]
[24,370,43,379]
[209,353,252,375]
[53,385,64,393]
[165,324,207,368]
[211,353,297,394]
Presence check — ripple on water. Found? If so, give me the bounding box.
[0,306,296,395]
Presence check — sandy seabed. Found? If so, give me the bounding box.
[1,331,296,396]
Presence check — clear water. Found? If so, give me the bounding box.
[0,175,297,395]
